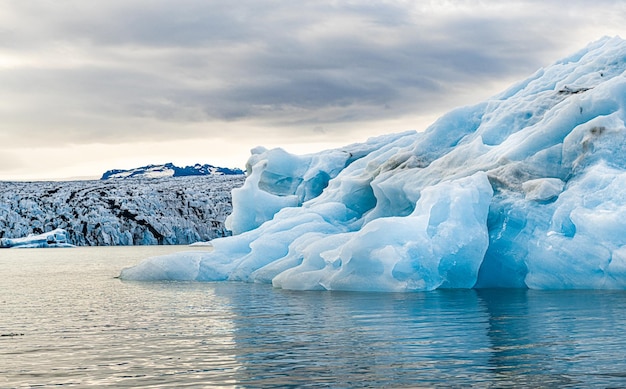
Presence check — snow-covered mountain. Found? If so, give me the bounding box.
[101,162,244,180]
[0,175,244,246]
[121,37,626,291]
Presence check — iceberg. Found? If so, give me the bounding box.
[0,228,74,248]
[120,36,626,291]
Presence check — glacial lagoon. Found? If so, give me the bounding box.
[2,246,626,388]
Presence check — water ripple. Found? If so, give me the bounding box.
[2,248,626,387]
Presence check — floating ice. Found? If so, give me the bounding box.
[0,228,74,248]
[120,36,626,290]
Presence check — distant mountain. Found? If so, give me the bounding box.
[101,162,244,180]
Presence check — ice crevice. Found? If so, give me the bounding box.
[120,36,626,291]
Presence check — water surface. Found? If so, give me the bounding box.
[2,246,626,388]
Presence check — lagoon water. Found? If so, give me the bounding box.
[2,246,626,388]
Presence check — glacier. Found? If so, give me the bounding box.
[120,36,626,291]
[0,175,244,246]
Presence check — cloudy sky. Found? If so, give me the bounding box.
[1,1,625,180]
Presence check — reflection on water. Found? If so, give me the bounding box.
[1,247,626,388]
[478,289,626,388]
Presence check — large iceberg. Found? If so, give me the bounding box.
[121,37,626,291]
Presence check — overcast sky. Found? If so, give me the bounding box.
[1,1,625,180]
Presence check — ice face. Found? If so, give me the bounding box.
[0,175,243,246]
[120,36,626,291]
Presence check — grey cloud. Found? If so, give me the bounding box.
[1,0,625,147]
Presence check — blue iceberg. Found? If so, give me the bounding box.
[121,37,626,291]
